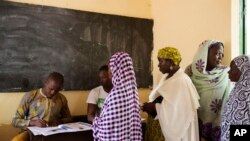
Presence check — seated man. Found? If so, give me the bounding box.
[12,72,71,141]
[86,65,113,123]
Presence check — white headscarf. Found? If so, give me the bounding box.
[188,40,231,140]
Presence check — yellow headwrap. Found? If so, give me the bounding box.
[157,47,182,65]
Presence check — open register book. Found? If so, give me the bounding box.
[28,122,92,136]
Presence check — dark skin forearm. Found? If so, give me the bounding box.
[141,96,163,117]
[29,119,48,127]
[141,102,157,118]
[87,103,98,123]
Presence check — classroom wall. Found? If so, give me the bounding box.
[8,0,152,19]
[1,0,238,123]
[151,0,233,85]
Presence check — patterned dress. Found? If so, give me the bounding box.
[221,55,250,141]
[185,40,231,141]
[93,52,142,141]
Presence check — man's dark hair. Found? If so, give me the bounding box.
[47,72,64,86]
[99,65,109,72]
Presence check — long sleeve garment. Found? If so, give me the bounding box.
[12,89,71,129]
[149,69,200,141]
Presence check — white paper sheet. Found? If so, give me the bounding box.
[28,122,92,136]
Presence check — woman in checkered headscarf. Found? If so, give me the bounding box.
[92,52,142,141]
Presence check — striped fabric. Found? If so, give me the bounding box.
[93,52,142,141]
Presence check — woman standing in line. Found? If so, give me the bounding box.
[92,52,142,141]
[142,47,200,141]
[221,55,250,141]
[185,40,231,141]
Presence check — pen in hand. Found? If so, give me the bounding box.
[30,116,48,127]
[38,117,49,127]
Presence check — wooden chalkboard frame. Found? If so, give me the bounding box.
[0,1,153,92]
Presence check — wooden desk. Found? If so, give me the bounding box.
[29,130,93,141]
[28,115,146,141]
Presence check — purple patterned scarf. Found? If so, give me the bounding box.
[93,52,142,141]
[221,55,250,141]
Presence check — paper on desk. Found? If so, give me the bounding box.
[28,122,92,136]
[59,122,92,130]
[28,126,58,136]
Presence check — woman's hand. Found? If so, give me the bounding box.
[141,102,157,117]
[142,102,155,113]
[139,103,144,110]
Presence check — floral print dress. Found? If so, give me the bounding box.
[185,40,231,141]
